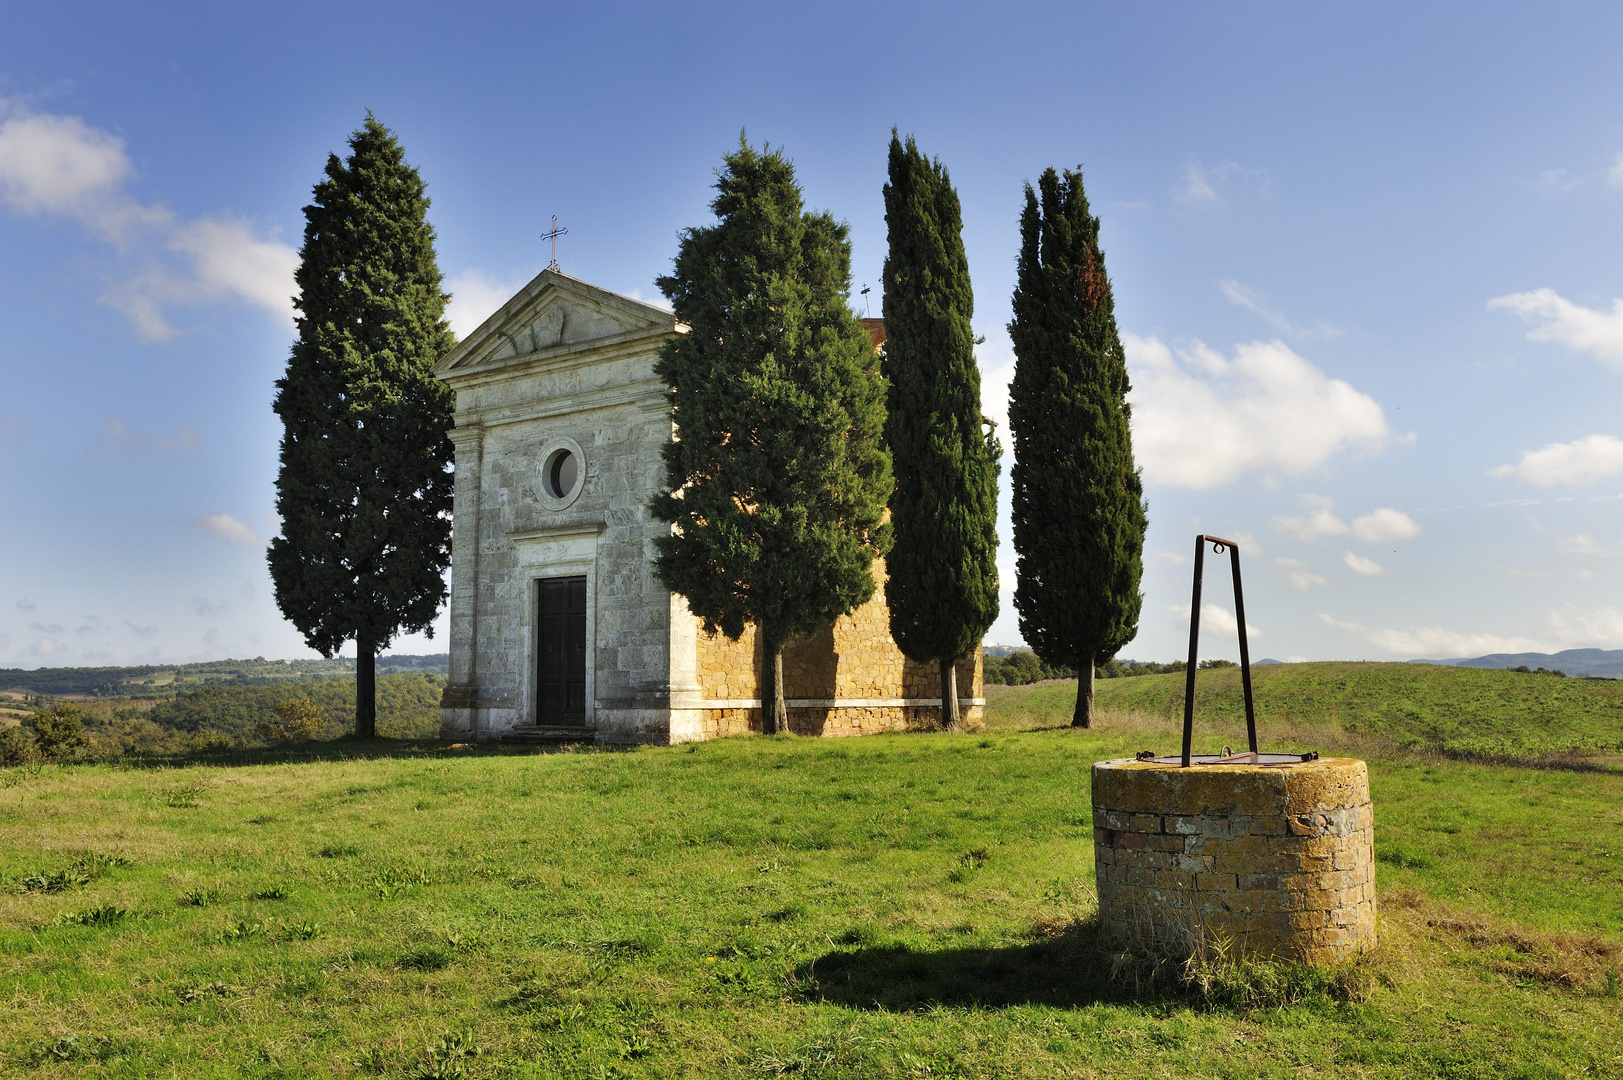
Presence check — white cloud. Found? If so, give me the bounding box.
[93,417,204,453]
[1548,605,1623,648]
[1173,161,1268,206]
[1150,550,1192,568]
[623,286,673,313]
[1317,613,1542,658]
[1272,494,1349,542]
[169,217,298,316]
[1489,288,1623,365]
[1169,602,1261,639]
[1609,153,1623,190]
[1350,508,1422,543]
[1219,280,1339,340]
[1558,532,1622,557]
[1229,531,1264,558]
[1273,557,1327,591]
[1319,603,1623,658]
[1534,168,1587,193]
[1176,163,1219,204]
[1342,551,1385,576]
[1491,434,1623,487]
[0,101,295,339]
[0,108,154,239]
[196,513,258,547]
[1273,498,1418,546]
[444,269,529,340]
[1126,335,1399,490]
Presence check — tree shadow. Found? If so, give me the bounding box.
[86,736,622,771]
[792,920,1141,1011]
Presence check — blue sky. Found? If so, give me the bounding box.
[4,2,1623,668]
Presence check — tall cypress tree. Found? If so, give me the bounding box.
[268,115,455,738]
[1007,167,1146,728]
[652,138,892,735]
[881,132,1000,732]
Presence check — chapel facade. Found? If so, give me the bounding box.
[435,270,983,744]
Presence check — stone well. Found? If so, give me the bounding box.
[1091,756,1375,963]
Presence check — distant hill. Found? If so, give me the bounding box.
[0,654,449,697]
[1413,648,1623,679]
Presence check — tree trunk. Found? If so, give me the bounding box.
[940,657,962,733]
[759,629,788,735]
[1072,658,1094,729]
[356,640,377,739]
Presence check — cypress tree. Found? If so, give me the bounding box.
[1007,167,1146,728]
[880,132,1000,732]
[268,115,455,738]
[652,138,892,735]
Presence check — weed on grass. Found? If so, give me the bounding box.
[162,784,205,808]
[177,885,221,906]
[370,863,433,897]
[250,883,291,900]
[174,981,236,1004]
[352,1045,387,1072]
[218,919,265,942]
[56,905,129,927]
[25,1034,119,1066]
[19,867,90,894]
[16,852,129,894]
[948,847,991,883]
[414,1031,480,1079]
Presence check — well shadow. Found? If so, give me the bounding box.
[793,921,1134,1011]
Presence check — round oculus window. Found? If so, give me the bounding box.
[545,448,578,499]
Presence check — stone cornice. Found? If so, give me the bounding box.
[441,324,680,390]
[455,375,668,431]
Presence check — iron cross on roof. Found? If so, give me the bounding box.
[541,215,568,272]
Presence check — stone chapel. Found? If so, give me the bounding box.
[435,269,983,744]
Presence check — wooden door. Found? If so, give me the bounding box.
[536,576,587,723]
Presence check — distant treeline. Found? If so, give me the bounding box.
[983,651,1242,686]
[0,654,449,698]
[19,673,446,757]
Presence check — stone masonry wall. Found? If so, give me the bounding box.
[1091,757,1375,964]
[691,556,984,736]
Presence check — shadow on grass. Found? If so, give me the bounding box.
[793,922,1127,1011]
[78,737,634,771]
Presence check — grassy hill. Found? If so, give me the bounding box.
[0,655,449,699]
[1,726,1619,1077]
[986,661,1623,759]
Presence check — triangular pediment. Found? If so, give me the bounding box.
[435,269,683,380]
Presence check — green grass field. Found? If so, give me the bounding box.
[1002,661,1623,761]
[2,665,1621,1078]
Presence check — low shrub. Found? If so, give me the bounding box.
[256,698,324,744]
[29,704,90,759]
[0,723,37,766]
